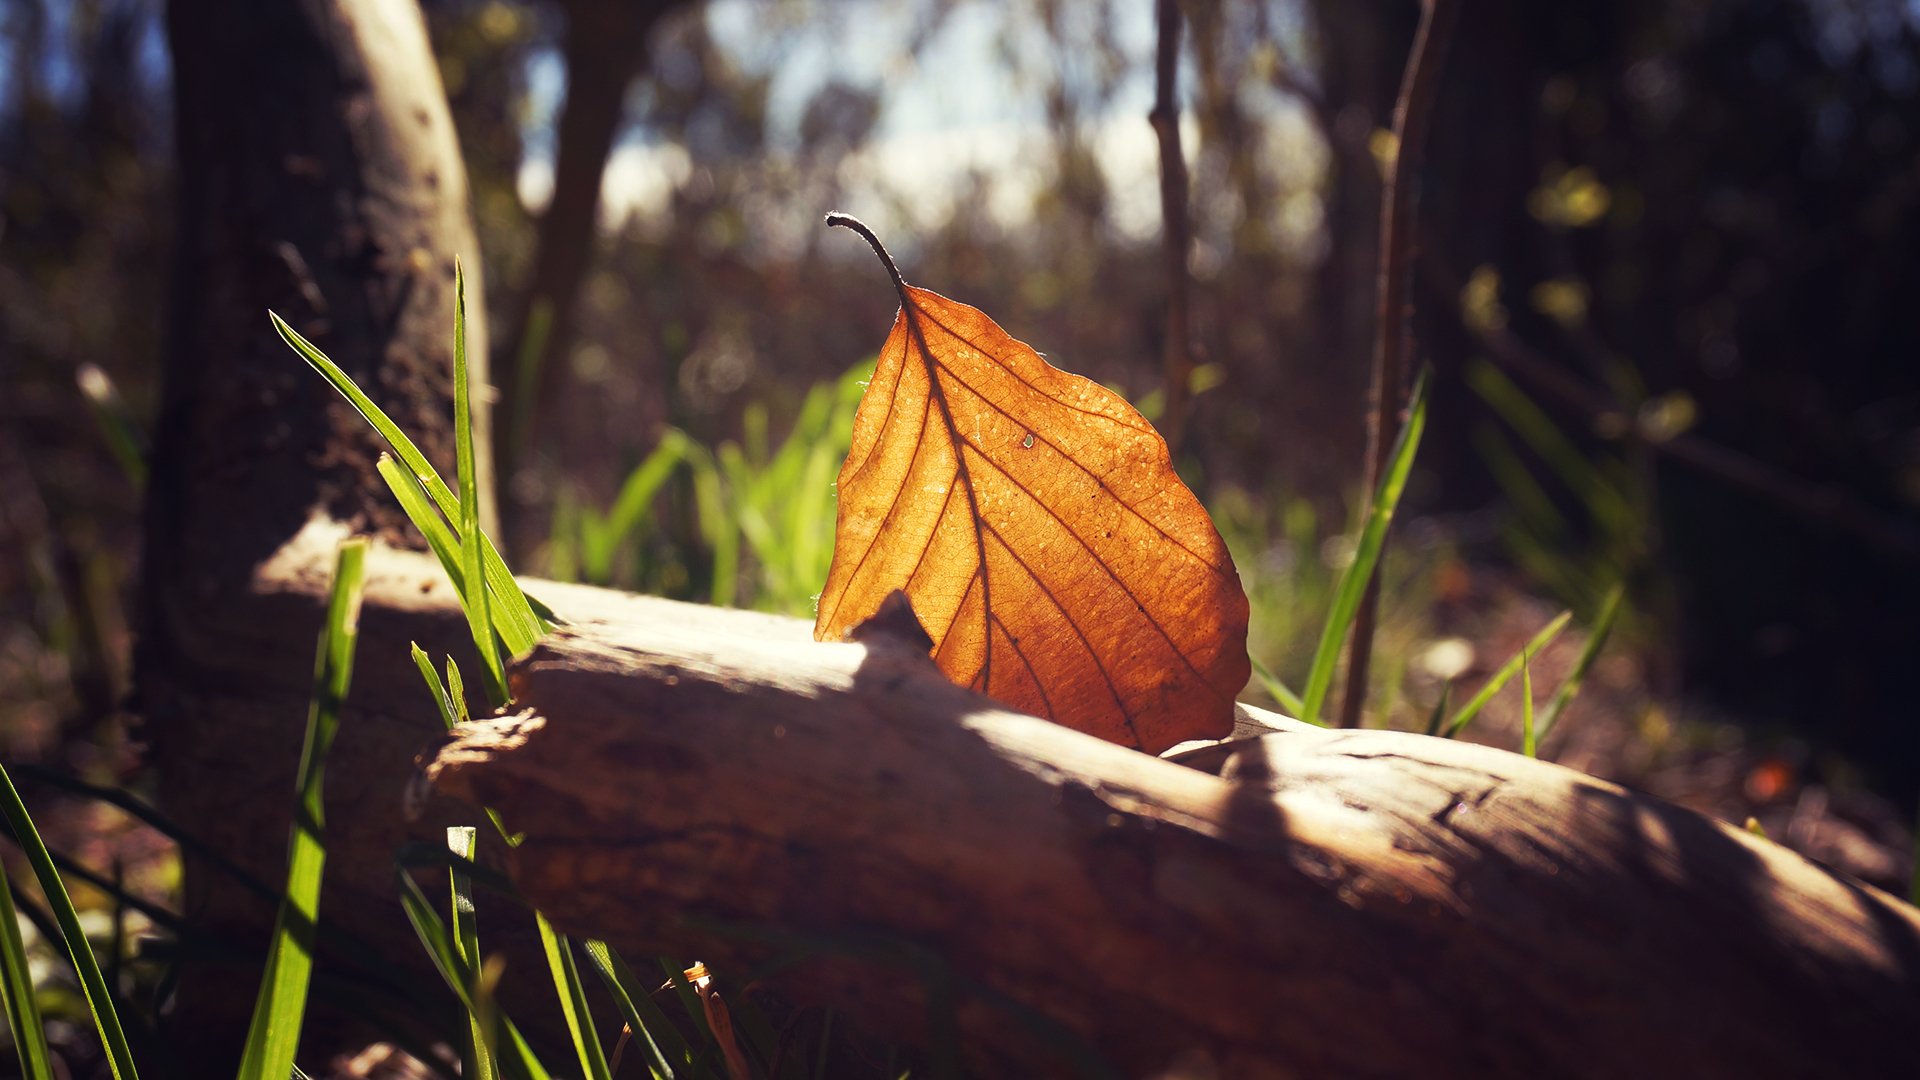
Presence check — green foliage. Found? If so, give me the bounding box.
[1299,370,1431,725]
[396,868,552,1080]
[0,767,140,1080]
[0,857,55,1079]
[1218,486,1442,729]
[273,310,548,654]
[453,263,509,707]
[536,915,612,1080]
[1246,654,1306,719]
[1468,359,1645,618]
[411,642,458,730]
[1443,610,1571,739]
[1538,584,1625,741]
[236,539,367,1080]
[446,827,495,1080]
[1520,651,1537,758]
[546,362,871,616]
[582,940,690,1079]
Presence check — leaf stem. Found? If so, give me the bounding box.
[825,212,911,307]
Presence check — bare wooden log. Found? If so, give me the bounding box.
[414,573,1920,1078]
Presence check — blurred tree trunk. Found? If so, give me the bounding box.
[145,0,489,1064]
[496,0,683,557]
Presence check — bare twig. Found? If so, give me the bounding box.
[1337,0,1460,729]
[1150,0,1195,452]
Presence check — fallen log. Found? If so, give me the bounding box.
[414,558,1920,1078]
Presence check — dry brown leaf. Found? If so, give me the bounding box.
[815,214,1250,754]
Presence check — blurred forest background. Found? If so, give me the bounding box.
[4,0,1919,899]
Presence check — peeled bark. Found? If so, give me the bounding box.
[402,551,1920,1079]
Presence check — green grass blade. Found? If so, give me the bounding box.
[583,940,686,1079]
[272,310,547,652]
[1537,584,1625,741]
[0,779,139,1079]
[1247,654,1307,718]
[686,446,739,608]
[1422,681,1452,737]
[236,538,367,1080]
[1444,610,1572,738]
[1520,652,1536,758]
[536,915,613,1080]
[1471,423,1568,540]
[447,828,495,1080]
[453,263,507,708]
[585,439,690,583]
[447,660,471,724]
[790,440,838,606]
[1298,369,1431,724]
[1468,360,1630,528]
[396,869,551,1080]
[9,765,279,907]
[377,455,461,568]
[411,643,458,730]
[380,452,540,671]
[0,858,54,1080]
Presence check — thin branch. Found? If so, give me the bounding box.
[1337,0,1460,729]
[1150,0,1195,452]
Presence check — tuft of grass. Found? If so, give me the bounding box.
[447,827,495,1080]
[536,915,613,1080]
[1443,609,1571,739]
[452,262,508,707]
[411,643,458,730]
[235,538,367,1080]
[0,856,54,1080]
[1298,369,1431,725]
[1537,583,1625,742]
[0,767,141,1080]
[1468,358,1645,618]
[583,939,690,1078]
[272,308,547,654]
[545,363,869,616]
[573,432,691,586]
[397,867,552,1080]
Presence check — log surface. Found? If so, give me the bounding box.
[419,573,1920,1078]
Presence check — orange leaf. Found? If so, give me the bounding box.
[815,215,1250,754]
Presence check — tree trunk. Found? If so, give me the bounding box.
[146,0,488,1062]
[407,556,1920,1079]
[494,0,680,555]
